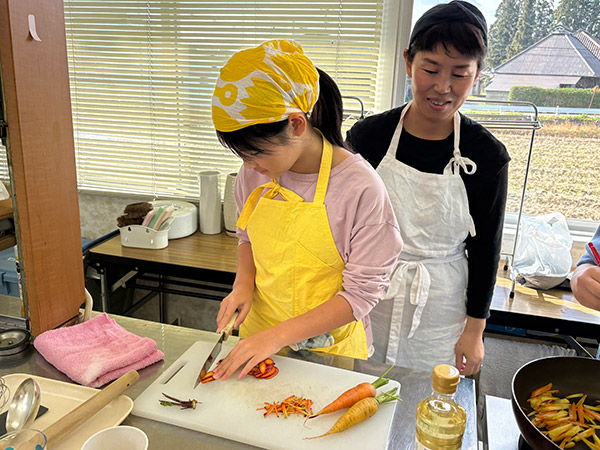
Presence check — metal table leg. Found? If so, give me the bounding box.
[159,274,166,323]
[98,266,110,313]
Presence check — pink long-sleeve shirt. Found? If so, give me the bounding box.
[235,153,402,347]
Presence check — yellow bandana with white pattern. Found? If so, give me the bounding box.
[212,40,319,132]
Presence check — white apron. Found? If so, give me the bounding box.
[372,102,477,372]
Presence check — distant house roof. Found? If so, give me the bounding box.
[493,28,600,78]
[575,30,600,61]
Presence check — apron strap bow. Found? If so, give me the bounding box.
[383,260,431,361]
[407,263,431,339]
[237,180,304,230]
[445,150,477,175]
[443,111,477,176]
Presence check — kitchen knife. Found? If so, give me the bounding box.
[194,310,238,388]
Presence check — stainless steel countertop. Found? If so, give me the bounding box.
[0,314,478,449]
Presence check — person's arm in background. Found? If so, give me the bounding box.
[571,225,600,311]
[457,159,509,375]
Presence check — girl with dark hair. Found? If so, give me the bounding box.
[347,1,510,375]
[211,40,402,380]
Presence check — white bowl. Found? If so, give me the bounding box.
[81,426,148,450]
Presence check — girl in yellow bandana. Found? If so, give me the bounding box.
[211,40,402,381]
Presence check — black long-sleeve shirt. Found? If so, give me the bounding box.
[346,104,510,319]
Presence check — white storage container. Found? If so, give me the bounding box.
[119,225,169,249]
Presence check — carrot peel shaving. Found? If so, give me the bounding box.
[257,395,313,418]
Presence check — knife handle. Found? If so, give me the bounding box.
[221,310,239,340]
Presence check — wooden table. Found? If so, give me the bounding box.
[87,231,238,318]
[489,266,600,357]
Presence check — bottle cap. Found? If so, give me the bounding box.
[431,364,460,394]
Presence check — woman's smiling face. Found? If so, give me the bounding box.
[405,44,479,127]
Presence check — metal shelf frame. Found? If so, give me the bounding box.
[462,99,542,297]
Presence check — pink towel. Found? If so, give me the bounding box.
[34,313,164,388]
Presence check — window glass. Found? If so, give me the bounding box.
[411,0,600,224]
[61,0,389,197]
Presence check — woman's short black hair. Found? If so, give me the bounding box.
[406,22,487,70]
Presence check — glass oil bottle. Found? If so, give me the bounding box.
[415,364,466,449]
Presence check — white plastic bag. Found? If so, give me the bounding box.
[512,212,573,290]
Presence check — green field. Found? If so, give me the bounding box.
[493,122,599,222]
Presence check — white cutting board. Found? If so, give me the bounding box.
[132,340,400,450]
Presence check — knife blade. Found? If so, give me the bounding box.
[194,310,239,388]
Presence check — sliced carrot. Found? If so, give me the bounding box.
[572,421,591,428]
[263,367,279,379]
[585,408,600,421]
[579,404,586,424]
[258,394,313,418]
[530,383,553,399]
[569,403,577,421]
[264,404,276,417]
[256,366,278,379]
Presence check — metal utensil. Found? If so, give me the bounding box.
[194,310,238,388]
[5,378,41,433]
[0,329,31,357]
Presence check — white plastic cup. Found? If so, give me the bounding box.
[81,426,148,450]
[198,170,223,235]
[223,172,238,237]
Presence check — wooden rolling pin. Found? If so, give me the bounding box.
[42,369,140,447]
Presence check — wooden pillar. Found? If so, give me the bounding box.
[0,0,84,334]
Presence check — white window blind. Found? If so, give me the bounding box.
[0,142,8,182]
[59,1,392,197]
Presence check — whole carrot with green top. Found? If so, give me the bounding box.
[308,366,394,419]
[306,388,402,439]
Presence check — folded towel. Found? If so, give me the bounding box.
[33,313,164,388]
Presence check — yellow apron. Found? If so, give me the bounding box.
[236,134,369,359]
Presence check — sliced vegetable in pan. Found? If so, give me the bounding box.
[526,383,600,449]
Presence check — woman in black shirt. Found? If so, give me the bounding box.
[346,1,509,375]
